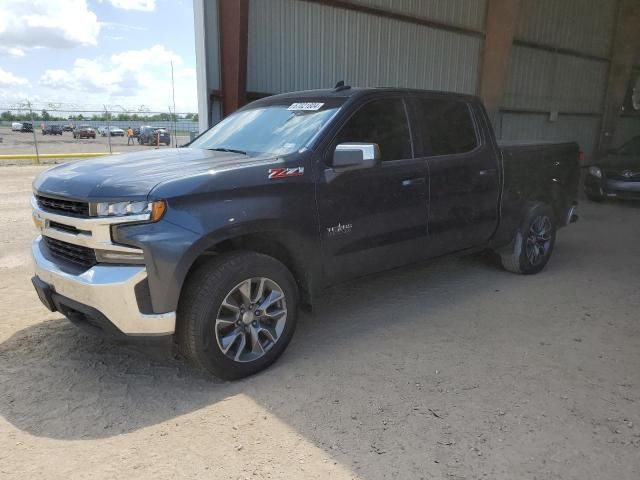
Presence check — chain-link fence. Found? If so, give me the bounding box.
[0,101,201,164]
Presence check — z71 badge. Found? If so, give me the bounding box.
[268,167,304,179]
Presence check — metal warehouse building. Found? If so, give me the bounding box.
[194,0,640,159]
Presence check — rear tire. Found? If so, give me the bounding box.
[586,190,605,202]
[176,252,298,380]
[499,203,556,275]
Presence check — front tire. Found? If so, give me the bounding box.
[499,204,556,274]
[176,252,298,380]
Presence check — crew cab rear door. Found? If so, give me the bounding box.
[316,96,429,284]
[407,96,500,255]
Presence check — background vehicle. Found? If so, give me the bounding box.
[585,135,640,201]
[138,126,170,146]
[31,87,579,380]
[42,125,63,136]
[100,126,125,137]
[21,122,33,133]
[11,122,22,131]
[72,125,96,139]
[62,125,74,132]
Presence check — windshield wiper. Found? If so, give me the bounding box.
[209,147,247,155]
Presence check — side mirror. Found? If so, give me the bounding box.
[332,142,381,170]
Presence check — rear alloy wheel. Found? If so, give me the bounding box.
[525,215,553,267]
[177,252,298,379]
[499,204,556,274]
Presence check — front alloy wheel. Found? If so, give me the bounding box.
[215,277,287,363]
[177,252,298,380]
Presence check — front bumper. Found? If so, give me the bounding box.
[32,236,176,336]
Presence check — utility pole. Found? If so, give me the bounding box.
[104,105,112,154]
[171,60,178,147]
[26,100,40,164]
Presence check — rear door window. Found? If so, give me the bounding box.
[334,98,412,162]
[411,98,478,157]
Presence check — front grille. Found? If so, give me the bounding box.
[43,236,97,268]
[36,195,90,217]
[49,220,81,235]
[604,170,640,182]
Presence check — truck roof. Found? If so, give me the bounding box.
[258,87,479,103]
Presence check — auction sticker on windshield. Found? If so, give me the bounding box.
[288,103,324,111]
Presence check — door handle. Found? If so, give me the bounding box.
[401,177,426,187]
[478,169,498,176]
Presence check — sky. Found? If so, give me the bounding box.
[0,0,198,114]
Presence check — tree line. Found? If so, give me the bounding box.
[1,110,198,123]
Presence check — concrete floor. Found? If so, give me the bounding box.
[0,165,639,479]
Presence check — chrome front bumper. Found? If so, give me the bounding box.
[32,236,176,336]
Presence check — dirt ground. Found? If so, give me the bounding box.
[0,165,639,479]
[0,127,191,162]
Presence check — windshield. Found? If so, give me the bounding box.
[614,136,640,156]
[190,101,342,155]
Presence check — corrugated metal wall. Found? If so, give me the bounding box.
[247,0,482,95]
[613,116,640,146]
[344,0,486,30]
[515,0,617,57]
[503,46,609,114]
[497,112,602,156]
[221,0,625,158]
[497,0,618,158]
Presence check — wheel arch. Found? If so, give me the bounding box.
[181,230,318,312]
[493,199,554,254]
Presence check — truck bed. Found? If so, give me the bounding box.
[492,140,580,247]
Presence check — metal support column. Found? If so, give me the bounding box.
[478,0,520,124]
[218,0,249,117]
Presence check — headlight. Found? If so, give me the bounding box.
[95,249,145,264]
[93,199,166,221]
[588,166,602,178]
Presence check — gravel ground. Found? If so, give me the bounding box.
[0,165,639,479]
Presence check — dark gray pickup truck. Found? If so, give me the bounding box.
[31,87,579,379]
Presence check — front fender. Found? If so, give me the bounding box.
[116,217,318,314]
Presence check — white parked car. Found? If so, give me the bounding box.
[100,126,125,137]
[12,122,23,131]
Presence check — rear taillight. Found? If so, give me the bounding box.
[578,150,585,162]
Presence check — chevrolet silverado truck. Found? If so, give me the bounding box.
[31,87,580,379]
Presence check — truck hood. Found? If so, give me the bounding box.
[33,148,275,200]
[597,154,640,171]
